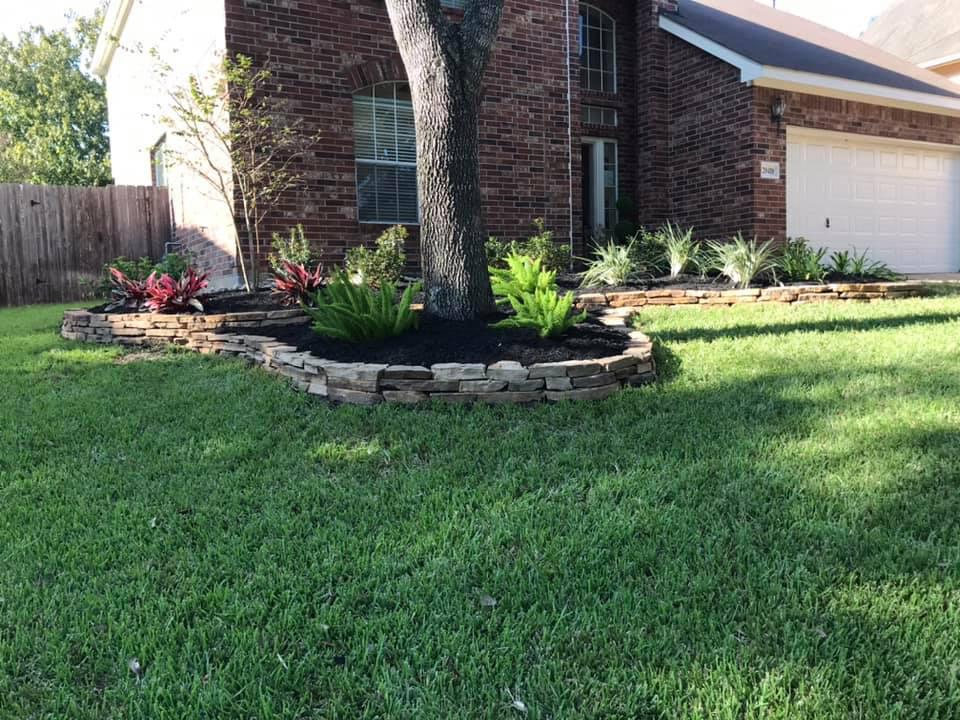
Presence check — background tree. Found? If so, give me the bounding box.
[384,0,504,320]
[0,11,111,186]
[159,53,318,291]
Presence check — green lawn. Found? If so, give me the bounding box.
[2,297,960,719]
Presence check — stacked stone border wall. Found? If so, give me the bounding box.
[576,280,928,309]
[61,308,655,406]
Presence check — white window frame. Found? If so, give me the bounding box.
[353,82,420,225]
[583,137,618,231]
[579,3,617,94]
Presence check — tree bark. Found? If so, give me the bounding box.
[384,0,503,320]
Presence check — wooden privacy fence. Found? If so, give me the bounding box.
[0,184,172,307]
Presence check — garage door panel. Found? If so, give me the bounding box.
[787,130,960,274]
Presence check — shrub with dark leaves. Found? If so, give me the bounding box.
[106,268,151,311]
[143,268,209,313]
[272,261,325,306]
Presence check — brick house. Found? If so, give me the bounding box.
[93,0,960,287]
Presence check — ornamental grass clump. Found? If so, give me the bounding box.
[579,237,639,287]
[707,233,778,289]
[489,252,586,338]
[654,222,699,279]
[305,270,420,343]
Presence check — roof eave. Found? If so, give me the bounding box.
[919,52,960,70]
[659,15,960,119]
[91,0,134,79]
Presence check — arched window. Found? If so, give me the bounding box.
[579,4,616,93]
[353,82,418,224]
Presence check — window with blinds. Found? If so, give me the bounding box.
[353,82,419,224]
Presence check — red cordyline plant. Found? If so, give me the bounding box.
[272,260,325,306]
[143,268,209,313]
[106,267,150,311]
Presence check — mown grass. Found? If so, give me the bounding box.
[2,297,960,719]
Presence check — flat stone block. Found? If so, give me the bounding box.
[560,360,604,378]
[545,376,573,390]
[486,361,529,382]
[572,372,617,388]
[307,380,328,397]
[381,379,460,392]
[528,362,568,379]
[383,390,429,404]
[325,363,388,392]
[431,363,486,381]
[509,379,545,391]
[328,386,383,406]
[382,365,432,380]
[797,293,840,302]
[460,379,508,392]
[601,355,637,372]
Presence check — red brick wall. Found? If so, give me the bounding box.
[752,87,960,242]
[223,0,582,271]
[664,34,755,241]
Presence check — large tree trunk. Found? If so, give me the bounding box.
[384,0,503,320]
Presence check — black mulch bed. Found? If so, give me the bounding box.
[242,314,629,366]
[89,290,290,315]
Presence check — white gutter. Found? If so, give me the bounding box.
[659,14,960,118]
[91,0,134,79]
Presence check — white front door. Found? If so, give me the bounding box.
[786,129,960,273]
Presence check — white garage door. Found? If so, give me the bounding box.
[786,130,960,274]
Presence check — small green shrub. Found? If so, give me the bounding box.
[345,225,407,288]
[485,218,570,272]
[654,223,699,279]
[489,252,584,337]
[154,252,193,280]
[305,270,420,343]
[613,196,638,242]
[493,288,587,338]
[778,237,827,283]
[708,233,778,289]
[828,247,900,281]
[268,225,312,274]
[579,237,639,287]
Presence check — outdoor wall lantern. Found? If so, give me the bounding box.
[771,96,787,126]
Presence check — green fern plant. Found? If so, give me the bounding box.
[489,252,584,337]
[305,271,421,342]
[707,233,778,289]
[493,287,587,338]
[490,252,557,305]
